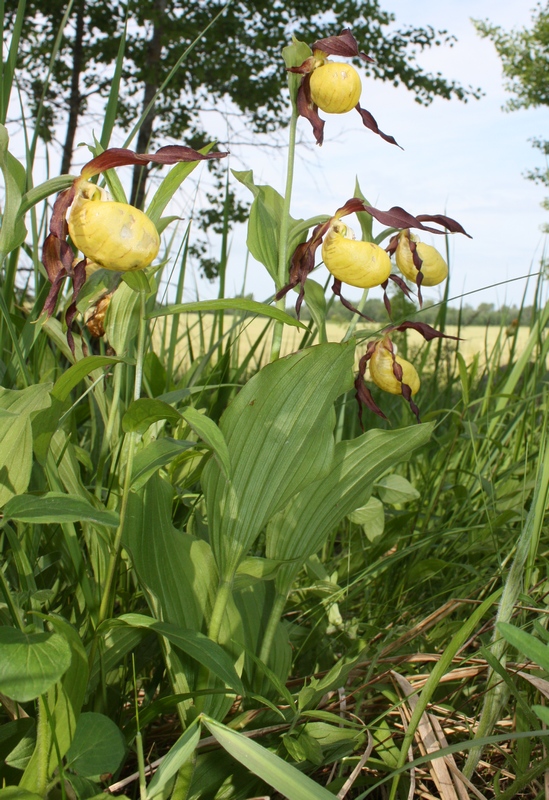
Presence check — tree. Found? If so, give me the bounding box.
[8,0,481,275]
[12,0,480,173]
[474,4,549,229]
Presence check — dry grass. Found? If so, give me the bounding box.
[152,314,533,373]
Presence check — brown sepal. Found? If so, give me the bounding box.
[386,233,400,256]
[387,320,461,342]
[275,220,331,315]
[408,236,425,307]
[331,280,374,321]
[388,345,421,423]
[401,381,421,423]
[381,280,392,317]
[311,29,375,62]
[81,145,228,180]
[287,56,317,75]
[50,186,75,239]
[355,351,387,429]
[335,200,452,234]
[65,259,88,356]
[296,76,325,145]
[362,205,445,233]
[388,273,415,300]
[356,106,402,148]
[416,213,472,238]
[42,270,68,318]
[42,232,74,284]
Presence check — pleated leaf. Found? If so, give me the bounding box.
[119,614,243,695]
[202,716,336,800]
[0,384,52,506]
[202,342,355,579]
[4,492,119,527]
[123,475,218,633]
[146,720,201,799]
[266,424,434,595]
[0,629,72,702]
[20,617,88,792]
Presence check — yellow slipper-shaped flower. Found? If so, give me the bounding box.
[369,338,420,396]
[68,180,160,272]
[395,229,448,287]
[322,222,391,288]
[309,61,362,114]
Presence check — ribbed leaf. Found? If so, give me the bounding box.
[232,170,308,283]
[131,438,196,489]
[0,125,26,256]
[202,342,355,579]
[122,398,182,434]
[64,713,126,778]
[498,623,549,672]
[122,475,241,720]
[0,384,51,506]
[4,492,119,527]
[32,356,123,464]
[266,424,433,595]
[0,629,72,702]
[148,297,306,328]
[202,716,336,800]
[123,475,218,633]
[146,721,201,799]
[181,407,230,479]
[105,280,142,354]
[119,614,244,694]
[20,617,88,792]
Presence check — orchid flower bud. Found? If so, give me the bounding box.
[395,229,448,287]
[321,221,392,288]
[309,59,362,114]
[68,180,160,272]
[369,338,420,396]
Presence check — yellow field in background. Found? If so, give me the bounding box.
[152,314,534,373]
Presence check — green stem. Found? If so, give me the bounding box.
[271,104,298,362]
[258,592,287,667]
[92,290,147,651]
[95,361,123,496]
[208,580,233,643]
[342,288,369,342]
[136,731,147,800]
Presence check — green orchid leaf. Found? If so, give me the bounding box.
[122,398,182,434]
[0,629,72,702]
[3,492,119,527]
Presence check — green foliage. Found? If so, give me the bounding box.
[474,6,549,111]
[475,4,549,228]
[1,4,548,799]
[12,0,479,155]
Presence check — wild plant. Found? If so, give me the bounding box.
[1,11,547,800]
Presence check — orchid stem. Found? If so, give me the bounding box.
[342,288,369,342]
[271,103,298,361]
[90,288,147,667]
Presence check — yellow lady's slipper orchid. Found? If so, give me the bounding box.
[41,143,228,354]
[321,221,391,288]
[395,229,448,287]
[309,61,362,114]
[369,338,420,396]
[287,29,399,147]
[68,181,160,272]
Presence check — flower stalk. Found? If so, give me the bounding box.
[271,85,299,361]
[96,288,147,630]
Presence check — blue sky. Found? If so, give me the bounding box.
[193,0,547,309]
